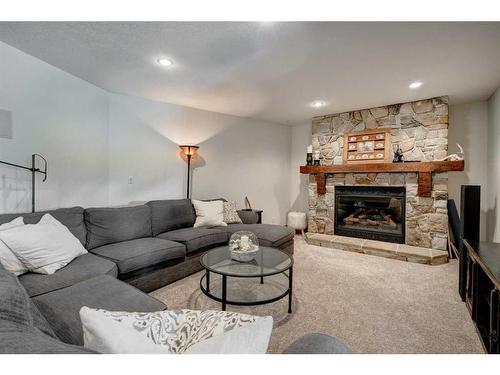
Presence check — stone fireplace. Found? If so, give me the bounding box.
[307,96,449,251]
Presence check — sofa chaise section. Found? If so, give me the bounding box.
[0,264,92,354]
[33,275,167,346]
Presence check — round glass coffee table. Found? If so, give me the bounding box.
[199,246,293,313]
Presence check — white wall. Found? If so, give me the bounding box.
[289,122,311,215]
[108,94,291,224]
[0,42,109,213]
[487,87,500,242]
[448,102,489,241]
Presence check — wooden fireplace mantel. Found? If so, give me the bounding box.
[300,160,464,197]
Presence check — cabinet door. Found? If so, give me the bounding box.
[491,288,499,354]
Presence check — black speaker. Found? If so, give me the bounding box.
[458,185,481,300]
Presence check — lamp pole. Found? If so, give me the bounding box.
[186,152,192,199]
[179,145,199,200]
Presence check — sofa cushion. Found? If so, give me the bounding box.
[146,199,196,236]
[90,238,185,275]
[157,227,228,255]
[84,205,152,249]
[220,224,294,248]
[19,253,118,298]
[33,275,167,346]
[0,207,86,246]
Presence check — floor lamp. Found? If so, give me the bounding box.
[0,154,48,213]
[179,145,199,199]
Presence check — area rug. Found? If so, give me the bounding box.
[150,236,484,353]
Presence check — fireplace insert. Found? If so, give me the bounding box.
[334,186,406,244]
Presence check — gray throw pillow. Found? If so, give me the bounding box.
[223,202,243,224]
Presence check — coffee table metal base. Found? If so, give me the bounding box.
[199,267,293,313]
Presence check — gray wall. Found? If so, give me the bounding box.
[108,93,291,224]
[487,87,500,242]
[448,102,489,241]
[289,122,311,215]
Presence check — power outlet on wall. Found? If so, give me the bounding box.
[128,176,133,184]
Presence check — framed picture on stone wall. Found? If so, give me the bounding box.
[344,128,391,164]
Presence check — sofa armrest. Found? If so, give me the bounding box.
[237,210,259,224]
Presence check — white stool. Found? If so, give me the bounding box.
[287,211,307,236]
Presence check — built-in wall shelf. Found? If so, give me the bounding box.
[299,160,464,197]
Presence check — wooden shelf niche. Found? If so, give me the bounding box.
[300,160,464,197]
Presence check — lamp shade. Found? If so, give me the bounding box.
[179,145,199,157]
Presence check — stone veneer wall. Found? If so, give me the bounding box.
[308,96,449,250]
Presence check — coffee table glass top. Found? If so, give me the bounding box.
[200,246,292,277]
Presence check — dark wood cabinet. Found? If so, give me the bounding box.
[463,240,500,353]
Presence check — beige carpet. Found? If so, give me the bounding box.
[150,235,484,354]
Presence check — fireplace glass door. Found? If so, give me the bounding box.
[334,186,406,244]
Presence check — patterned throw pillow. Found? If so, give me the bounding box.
[223,201,243,224]
[80,307,273,354]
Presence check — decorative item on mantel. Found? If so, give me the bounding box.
[306,145,313,166]
[437,143,464,162]
[313,150,320,166]
[343,128,391,164]
[392,144,404,163]
[229,231,259,262]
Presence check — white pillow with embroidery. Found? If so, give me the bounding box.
[0,217,28,275]
[80,307,273,354]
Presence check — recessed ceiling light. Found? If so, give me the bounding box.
[311,100,326,108]
[409,81,423,89]
[157,58,173,67]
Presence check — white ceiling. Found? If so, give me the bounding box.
[1,22,500,125]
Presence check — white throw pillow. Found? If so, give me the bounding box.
[192,200,227,227]
[80,307,273,354]
[0,217,29,275]
[0,213,87,275]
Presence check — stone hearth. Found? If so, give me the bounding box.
[307,96,449,251]
[306,233,448,265]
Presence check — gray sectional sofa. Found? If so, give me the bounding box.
[0,199,294,296]
[0,198,296,353]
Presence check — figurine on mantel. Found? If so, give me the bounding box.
[306,145,313,165]
[392,144,404,163]
[313,150,321,166]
